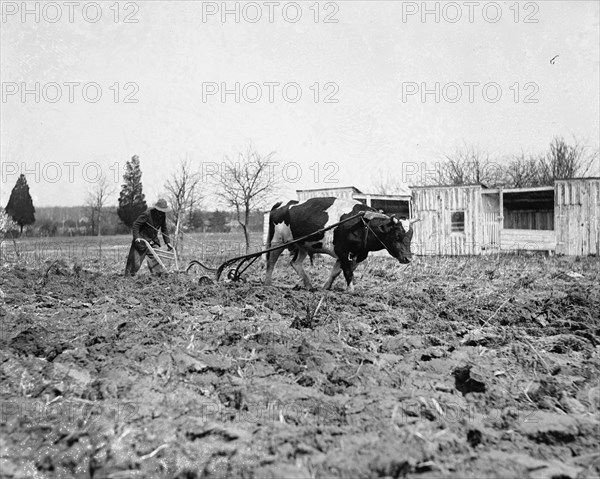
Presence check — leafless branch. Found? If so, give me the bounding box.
[86,176,115,236]
[212,145,279,252]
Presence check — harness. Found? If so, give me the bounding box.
[356,216,395,259]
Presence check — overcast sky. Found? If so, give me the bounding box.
[1,0,599,207]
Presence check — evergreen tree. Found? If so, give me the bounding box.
[5,174,35,236]
[117,155,147,228]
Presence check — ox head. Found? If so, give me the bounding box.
[364,212,418,264]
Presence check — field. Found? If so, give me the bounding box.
[0,233,264,273]
[0,239,599,478]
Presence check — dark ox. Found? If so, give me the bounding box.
[265,197,416,291]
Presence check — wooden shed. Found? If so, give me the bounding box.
[411,178,600,256]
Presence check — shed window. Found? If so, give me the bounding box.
[451,211,465,232]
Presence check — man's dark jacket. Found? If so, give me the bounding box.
[132,209,170,247]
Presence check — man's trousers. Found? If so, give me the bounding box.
[124,240,165,276]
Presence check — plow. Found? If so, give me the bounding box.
[184,210,377,284]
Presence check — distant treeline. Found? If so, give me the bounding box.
[8,207,266,238]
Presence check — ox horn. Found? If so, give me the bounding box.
[410,218,421,224]
[363,211,390,221]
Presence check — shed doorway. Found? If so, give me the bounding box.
[500,187,556,252]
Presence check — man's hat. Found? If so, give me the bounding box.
[153,199,170,213]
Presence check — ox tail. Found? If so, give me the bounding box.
[265,202,283,262]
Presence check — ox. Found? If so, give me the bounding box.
[265,197,417,291]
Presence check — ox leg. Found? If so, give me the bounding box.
[323,259,343,290]
[265,245,285,286]
[290,249,314,290]
[341,256,359,292]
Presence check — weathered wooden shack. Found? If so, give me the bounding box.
[411,178,600,256]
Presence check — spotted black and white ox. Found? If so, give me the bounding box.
[265,197,417,291]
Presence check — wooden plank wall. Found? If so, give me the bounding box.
[500,229,556,251]
[481,193,500,251]
[555,179,600,256]
[412,186,481,256]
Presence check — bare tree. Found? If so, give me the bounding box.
[503,153,542,188]
[164,159,202,251]
[410,138,597,190]
[86,176,115,236]
[538,137,598,185]
[432,145,503,187]
[213,146,279,253]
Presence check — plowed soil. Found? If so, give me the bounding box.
[1,255,599,479]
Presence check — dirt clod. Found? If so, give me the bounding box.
[453,365,487,396]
